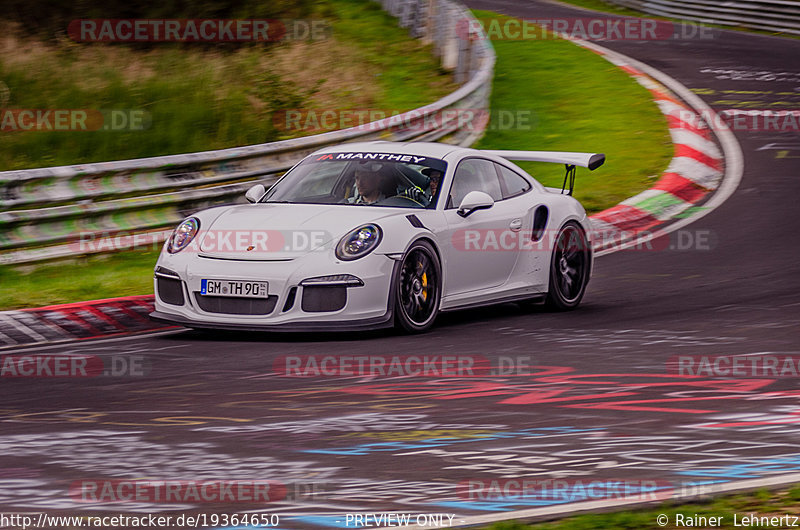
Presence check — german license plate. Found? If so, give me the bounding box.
[201,279,268,298]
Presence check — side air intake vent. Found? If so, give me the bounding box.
[532,206,549,242]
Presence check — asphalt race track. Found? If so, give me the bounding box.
[1,1,799,528]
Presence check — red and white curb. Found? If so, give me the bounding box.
[581,45,726,252]
[0,40,742,349]
[0,295,164,348]
[572,38,743,256]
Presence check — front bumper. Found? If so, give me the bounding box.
[150,249,398,331]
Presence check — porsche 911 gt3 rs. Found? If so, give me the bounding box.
[150,141,604,333]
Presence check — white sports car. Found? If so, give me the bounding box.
[150,141,604,333]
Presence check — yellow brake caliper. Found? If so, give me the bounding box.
[421,267,428,302]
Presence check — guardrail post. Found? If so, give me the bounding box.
[455,26,471,84]
[422,0,436,44]
[440,2,459,71]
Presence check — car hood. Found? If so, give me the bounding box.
[198,203,396,260]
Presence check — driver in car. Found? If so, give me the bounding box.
[426,169,442,199]
[421,167,443,204]
[349,164,387,205]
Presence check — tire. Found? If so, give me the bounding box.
[545,221,591,311]
[393,240,442,333]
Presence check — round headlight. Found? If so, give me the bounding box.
[167,217,200,254]
[335,224,382,261]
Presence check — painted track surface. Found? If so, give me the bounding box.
[2,3,799,527]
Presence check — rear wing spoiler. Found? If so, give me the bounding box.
[483,150,605,170]
[482,150,606,195]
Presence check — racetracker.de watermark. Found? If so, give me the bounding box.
[272,108,535,133]
[0,109,150,132]
[273,354,537,377]
[457,479,717,502]
[0,355,149,377]
[673,108,800,133]
[669,355,800,377]
[70,480,288,503]
[68,19,330,43]
[71,230,333,254]
[453,228,717,253]
[458,17,717,41]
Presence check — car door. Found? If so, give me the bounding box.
[440,157,523,295]
[494,162,550,292]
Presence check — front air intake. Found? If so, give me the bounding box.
[301,285,347,312]
[156,277,185,306]
[194,294,278,315]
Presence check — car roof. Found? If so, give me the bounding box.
[312,141,467,159]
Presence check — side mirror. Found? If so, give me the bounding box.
[457,191,494,218]
[245,184,266,204]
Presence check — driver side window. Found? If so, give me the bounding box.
[448,158,503,208]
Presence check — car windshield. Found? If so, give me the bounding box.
[262,151,448,209]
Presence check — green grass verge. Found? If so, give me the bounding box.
[482,485,800,529]
[0,0,453,170]
[473,9,672,214]
[0,250,162,309]
[325,0,454,111]
[0,7,674,310]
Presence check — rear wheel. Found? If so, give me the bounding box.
[394,240,441,333]
[545,222,590,310]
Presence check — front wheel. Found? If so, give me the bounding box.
[394,240,441,333]
[545,222,591,310]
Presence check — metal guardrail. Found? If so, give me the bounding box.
[605,0,800,36]
[0,0,494,264]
